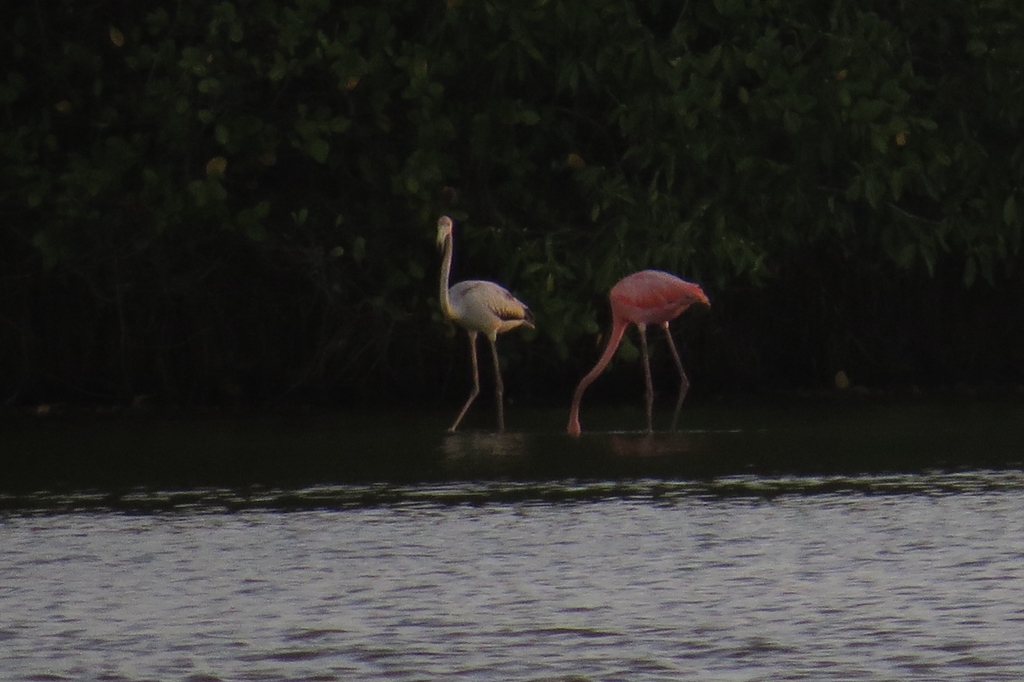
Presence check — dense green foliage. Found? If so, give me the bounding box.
[3,0,1024,407]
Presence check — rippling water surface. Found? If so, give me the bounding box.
[2,403,1024,680]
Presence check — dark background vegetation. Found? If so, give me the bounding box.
[3,0,1024,411]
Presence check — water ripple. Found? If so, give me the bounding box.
[3,470,1024,513]
[3,491,1023,681]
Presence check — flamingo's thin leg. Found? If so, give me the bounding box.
[449,331,480,432]
[638,323,653,434]
[662,322,689,431]
[488,336,505,433]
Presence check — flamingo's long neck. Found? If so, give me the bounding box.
[439,234,456,321]
[568,316,629,434]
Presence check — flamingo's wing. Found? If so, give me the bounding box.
[450,280,533,331]
[610,270,707,324]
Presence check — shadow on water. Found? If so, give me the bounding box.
[2,400,1023,510]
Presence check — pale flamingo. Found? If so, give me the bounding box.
[568,270,709,436]
[437,216,534,433]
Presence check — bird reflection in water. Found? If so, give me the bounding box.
[439,432,532,478]
[438,429,699,485]
[605,431,698,459]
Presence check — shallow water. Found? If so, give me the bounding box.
[3,401,1023,496]
[2,402,1024,680]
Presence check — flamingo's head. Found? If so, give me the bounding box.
[691,283,711,308]
[437,216,453,249]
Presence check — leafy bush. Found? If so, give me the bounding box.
[2,0,1023,406]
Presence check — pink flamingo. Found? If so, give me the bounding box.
[568,270,709,436]
[437,216,534,433]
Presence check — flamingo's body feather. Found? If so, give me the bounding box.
[449,280,534,338]
[610,270,708,324]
